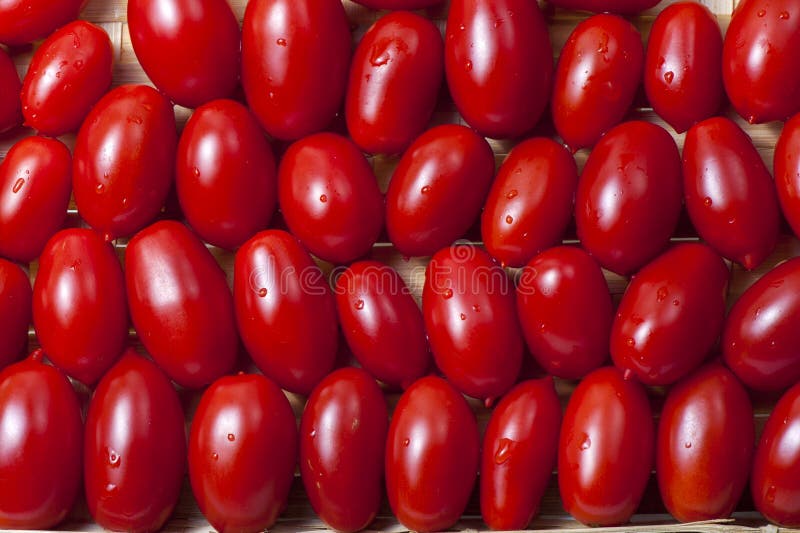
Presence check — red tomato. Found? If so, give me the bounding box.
[445,0,552,139]
[33,229,127,386]
[176,99,277,250]
[481,138,578,268]
[683,117,780,270]
[278,133,383,264]
[242,0,351,141]
[0,136,71,263]
[552,15,644,151]
[386,376,479,532]
[234,230,338,395]
[386,124,495,257]
[126,221,238,389]
[576,121,682,275]
[722,0,800,123]
[300,368,388,532]
[545,0,659,13]
[559,366,654,526]
[644,3,723,133]
[0,259,30,369]
[190,373,297,533]
[84,351,186,532]
[481,377,561,530]
[0,0,85,46]
[351,0,444,8]
[0,351,82,529]
[657,364,754,522]
[0,47,21,134]
[346,12,443,155]
[20,20,113,136]
[516,246,612,379]
[73,85,177,240]
[334,260,430,390]
[775,113,800,238]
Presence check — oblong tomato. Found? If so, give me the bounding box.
[546,0,659,13]
[386,376,479,533]
[0,0,85,46]
[126,221,237,389]
[351,0,443,8]
[234,230,338,395]
[0,47,21,134]
[189,373,297,533]
[683,117,780,269]
[775,113,800,238]
[0,259,31,370]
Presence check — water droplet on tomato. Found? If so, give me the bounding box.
[96,183,104,194]
[702,197,712,207]
[757,8,766,16]
[443,288,453,299]
[258,288,268,297]
[779,10,789,19]
[663,71,674,84]
[505,189,518,199]
[505,215,513,224]
[211,452,219,461]
[227,433,235,442]
[355,299,365,310]
[276,38,287,46]
[319,194,328,203]
[494,438,515,464]
[402,438,410,447]
[656,286,668,302]
[684,441,692,448]
[579,434,591,450]
[74,59,84,69]
[421,185,431,194]
[12,178,24,194]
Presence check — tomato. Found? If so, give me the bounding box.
[85,350,185,532]
[481,377,561,530]
[0,136,71,263]
[334,261,430,390]
[20,20,113,136]
[73,85,177,240]
[351,0,444,8]
[552,15,644,151]
[482,138,578,268]
[242,0,351,141]
[300,368,387,532]
[722,0,800,123]
[0,0,85,46]
[0,259,30,370]
[386,124,495,257]
[644,3,723,133]
[683,117,780,270]
[176,99,277,250]
[445,0,552,139]
[234,230,338,395]
[386,376,479,532]
[126,221,237,389]
[545,0,659,14]
[575,121,682,275]
[190,373,297,533]
[0,47,21,134]
[0,351,82,529]
[516,246,612,379]
[278,133,383,264]
[775,113,800,238]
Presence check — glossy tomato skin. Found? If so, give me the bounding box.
[552,15,644,151]
[576,121,682,275]
[481,377,562,530]
[190,373,297,533]
[0,0,85,46]
[126,221,237,389]
[517,246,612,379]
[0,351,82,529]
[683,117,780,269]
[644,3,723,133]
[352,0,443,7]
[85,351,186,532]
[386,376,479,532]
[234,230,338,395]
[73,85,177,240]
[0,136,71,263]
[775,113,800,237]
[546,0,659,13]
[176,99,277,250]
[446,0,552,139]
[0,48,21,134]
[334,261,430,389]
[300,368,388,532]
[0,259,30,369]
[559,366,654,526]
[386,124,495,257]
[242,0,351,141]
[21,20,113,136]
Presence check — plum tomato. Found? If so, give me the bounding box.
[0,0,86,46]
[0,259,30,370]
[774,113,800,238]
[0,47,21,134]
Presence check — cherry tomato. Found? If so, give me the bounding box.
[300,368,388,532]
[683,117,780,270]
[189,373,297,533]
[775,113,800,238]
[545,0,659,14]
[0,47,21,134]
[576,121,682,275]
[516,246,612,379]
[386,124,495,257]
[85,350,186,532]
[126,221,238,389]
[481,377,561,530]
[334,260,430,390]
[234,230,338,395]
[351,0,444,8]
[0,0,85,46]
[242,0,351,141]
[0,259,30,370]
[0,351,82,529]
[73,85,177,240]
[482,138,578,268]
[176,99,277,250]
[20,20,113,136]
[278,133,383,264]
[552,15,644,151]
[386,376,479,532]
[0,136,71,263]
